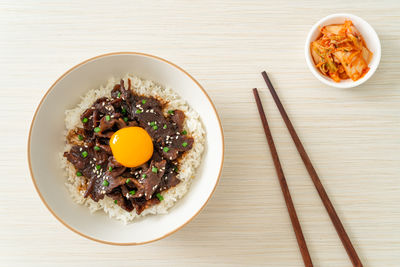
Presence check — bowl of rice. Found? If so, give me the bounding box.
[28,52,224,245]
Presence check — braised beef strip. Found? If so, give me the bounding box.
[64,79,193,214]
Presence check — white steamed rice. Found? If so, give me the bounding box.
[60,74,205,224]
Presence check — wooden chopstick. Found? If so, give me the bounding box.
[261,71,363,267]
[253,88,313,267]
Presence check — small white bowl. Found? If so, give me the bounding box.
[305,13,381,88]
[28,52,224,245]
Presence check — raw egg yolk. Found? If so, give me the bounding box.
[109,127,153,168]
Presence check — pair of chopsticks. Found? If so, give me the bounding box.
[253,71,363,267]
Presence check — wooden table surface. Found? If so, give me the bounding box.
[1,1,399,266]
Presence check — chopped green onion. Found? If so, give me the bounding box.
[142,174,147,178]
[163,124,167,129]
[163,147,170,152]
[82,118,88,123]
[94,127,101,133]
[105,115,111,121]
[152,166,158,173]
[123,117,128,122]
[121,107,127,114]
[117,92,121,98]
[129,190,136,195]
[78,134,84,140]
[174,166,178,172]
[76,171,82,176]
[102,180,109,186]
[168,110,174,115]
[114,200,117,204]
[126,178,131,184]
[135,109,142,114]
[150,121,156,126]
[153,125,158,130]
[182,130,187,135]
[96,165,101,170]
[182,142,188,147]
[94,146,100,151]
[156,193,164,201]
[142,99,147,104]
[108,166,112,171]
[81,151,88,158]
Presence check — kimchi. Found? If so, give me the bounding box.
[311,20,373,82]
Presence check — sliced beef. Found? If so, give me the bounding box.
[97,143,112,154]
[126,178,145,198]
[93,97,111,114]
[138,160,166,200]
[134,109,174,140]
[159,170,181,191]
[170,109,185,132]
[95,116,126,138]
[111,79,135,103]
[159,135,194,161]
[84,174,106,201]
[64,146,90,170]
[64,78,194,215]
[107,188,134,212]
[130,197,160,215]
[93,149,109,165]
[66,128,85,146]
[104,173,127,193]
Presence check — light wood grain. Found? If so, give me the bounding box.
[1,0,399,266]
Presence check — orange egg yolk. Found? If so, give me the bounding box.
[109,127,154,168]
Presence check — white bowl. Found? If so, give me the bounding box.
[28,52,224,245]
[305,13,381,88]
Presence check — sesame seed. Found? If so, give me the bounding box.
[93,158,97,161]
[79,148,82,151]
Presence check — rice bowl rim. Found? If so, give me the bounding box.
[27,51,224,246]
